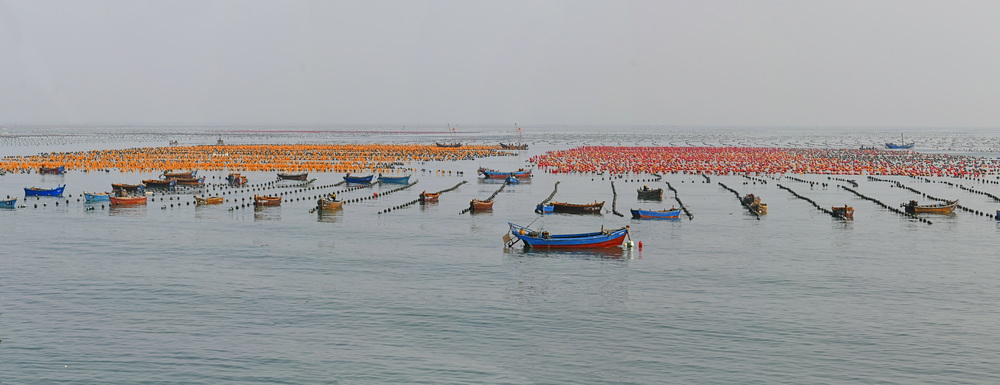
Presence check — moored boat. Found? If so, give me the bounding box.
[253,195,282,206]
[194,195,224,205]
[25,184,66,197]
[84,191,112,202]
[470,199,494,211]
[38,165,65,174]
[832,205,854,218]
[506,222,630,249]
[419,191,440,203]
[536,200,604,214]
[142,179,176,188]
[0,198,17,208]
[478,167,532,179]
[378,175,411,184]
[630,207,681,219]
[344,174,375,184]
[637,186,663,200]
[110,195,148,205]
[902,199,957,214]
[277,172,308,181]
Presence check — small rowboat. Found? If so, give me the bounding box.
[194,196,224,205]
[316,197,344,210]
[478,167,532,179]
[419,191,440,203]
[254,195,282,206]
[84,192,112,202]
[630,207,682,219]
[174,176,206,185]
[536,201,604,214]
[832,205,854,219]
[902,199,957,214]
[25,184,65,197]
[110,195,148,205]
[162,170,196,179]
[637,186,663,200]
[277,172,308,181]
[506,223,630,249]
[112,183,144,193]
[143,179,176,188]
[39,166,65,174]
[344,174,375,184]
[0,198,17,208]
[378,175,411,184]
[470,199,494,212]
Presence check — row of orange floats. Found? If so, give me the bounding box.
[530,146,1000,177]
[0,143,510,173]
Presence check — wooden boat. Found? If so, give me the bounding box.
[84,192,112,202]
[253,195,282,206]
[902,199,957,214]
[142,179,176,188]
[110,195,147,205]
[162,170,196,178]
[630,207,682,219]
[316,196,344,210]
[25,184,65,197]
[0,198,17,208]
[378,175,411,184]
[469,199,494,211]
[506,222,630,249]
[831,205,854,219]
[478,167,532,179]
[174,176,206,185]
[112,183,144,193]
[226,173,248,186]
[499,143,528,150]
[435,142,462,148]
[277,172,308,181]
[637,186,663,200]
[419,191,440,203]
[537,201,605,214]
[38,165,65,174]
[194,195,224,205]
[344,174,375,184]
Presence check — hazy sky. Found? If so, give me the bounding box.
[2,0,999,128]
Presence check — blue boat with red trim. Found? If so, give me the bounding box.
[25,184,65,197]
[505,222,630,249]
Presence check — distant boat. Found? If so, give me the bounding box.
[630,207,681,219]
[378,175,411,184]
[110,195,148,205]
[536,200,604,214]
[478,167,532,179]
[25,184,65,197]
[84,192,112,202]
[506,222,630,249]
[38,165,65,174]
[637,186,663,200]
[253,195,282,207]
[344,174,375,184]
[885,134,914,149]
[0,198,17,208]
[194,195,224,205]
[902,199,956,214]
[277,172,308,181]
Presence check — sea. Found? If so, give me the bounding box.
[2,125,1000,384]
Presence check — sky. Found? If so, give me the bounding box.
[1,0,1000,128]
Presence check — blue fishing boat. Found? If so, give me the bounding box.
[84,192,112,202]
[378,175,410,184]
[0,198,16,208]
[344,174,374,184]
[24,184,65,197]
[630,207,682,219]
[505,222,630,249]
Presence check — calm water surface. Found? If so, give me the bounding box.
[2,127,1000,384]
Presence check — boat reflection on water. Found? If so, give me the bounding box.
[504,246,636,260]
